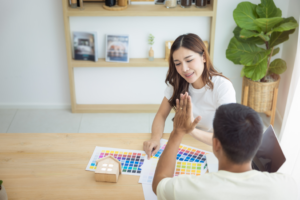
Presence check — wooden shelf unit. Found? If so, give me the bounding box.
[62,0,218,113]
[71,58,168,68]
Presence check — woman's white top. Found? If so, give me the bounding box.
[164,76,236,132]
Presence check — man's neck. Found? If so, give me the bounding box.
[218,159,252,173]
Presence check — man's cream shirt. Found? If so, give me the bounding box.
[157,170,298,200]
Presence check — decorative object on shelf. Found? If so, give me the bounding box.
[95,155,122,183]
[131,0,155,5]
[105,0,116,7]
[203,40,208,51]
[180,0,192,8]
[0,180,8,200]
[103,4,128,10]
[195,0,206,8]
[165,0,177,8]
[118,0,128,7]
[77,0,84,10]
[69,0,77,8]
[155,0,165,4]
[106,34,129,63]
[148,34,155,61]
[207,0,210,4]
[165,41,174,61]
[73,32,98,62]
[225,0,299,125]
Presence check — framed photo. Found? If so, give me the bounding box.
[106,34,129,63]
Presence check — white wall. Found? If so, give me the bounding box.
[0,0,295,115]
[277,0,300,124]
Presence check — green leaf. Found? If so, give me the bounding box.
[233,26,265,45]
[0,180,2,186]
[269,58,287,74]
[226,37,262,65]
[240,48,272,66]
[244,58,268,81]
[272,47,280,57]
[241,67,245,77]
[269,17,298,47]
[256,0,279,18]
[233,2,261,32]
[268,21,299,35]
[254,17,283,33]
[240,29,270,41]
[275,8,282,17]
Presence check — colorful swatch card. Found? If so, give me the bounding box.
[86,146,146,176]
[139,158,208,185]
[153,139,210,163]
[139,139,210,185]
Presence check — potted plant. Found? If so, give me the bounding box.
[226,0,298,124]
[0,180,8,200]
[148,34,155,61]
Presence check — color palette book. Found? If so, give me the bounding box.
[139,158,208,185]
[86,146,146,176]
[153,139,210,163]
[139,139,210,185]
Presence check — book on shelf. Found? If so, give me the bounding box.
[73,32,98,62]
[106,34,129,63]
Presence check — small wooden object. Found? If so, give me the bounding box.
[103,4,128,10]
[118,0,128,6]
[95,155,122,183]
[165,41,174,61]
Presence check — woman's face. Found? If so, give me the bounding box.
[173,47,206,85]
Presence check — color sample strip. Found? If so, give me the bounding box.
[139,159,207,185]
[86,146,145,176]
[174,162,202,176]
[153,139,209,164]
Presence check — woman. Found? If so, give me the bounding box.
[143,33,236,158]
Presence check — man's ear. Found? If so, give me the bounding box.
[212,137,222,156]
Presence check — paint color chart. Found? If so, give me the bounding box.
[153,139,210,163]
[86,146,146,176]
[139,139,210,185]
[139,159,208,185]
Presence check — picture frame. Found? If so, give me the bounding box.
[106,34,129,63]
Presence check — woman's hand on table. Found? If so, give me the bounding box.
[143,139,160,159]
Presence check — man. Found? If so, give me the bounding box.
[152,93,298,200]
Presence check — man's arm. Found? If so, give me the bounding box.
[152,93,201,195]
[152,130,184,194]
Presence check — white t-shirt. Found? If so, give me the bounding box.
[164,76,236,132]
[157,170,299,200]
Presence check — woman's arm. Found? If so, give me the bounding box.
[189,129,213,146]
[143,97,172,159]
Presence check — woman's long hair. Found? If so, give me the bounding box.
[166,33,229,110]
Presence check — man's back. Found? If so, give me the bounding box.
[157,170,298,200]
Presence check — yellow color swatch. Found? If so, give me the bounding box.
[183,147,187,150]
[191,170,196,173]
[182,162,187,165]
[187,148,192,151]
[106,150,110,153]
[187,163,191,166]
[179,145,183,148]
[115,151,119,154]
[177,162,181,165]
[192,163,197,166]
[181,169,185,172]
[101,150,105,152]
[128,152,132,155]
[192,149,196,152]
[124,152,128,155]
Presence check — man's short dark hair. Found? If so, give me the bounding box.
[213,103,263,164]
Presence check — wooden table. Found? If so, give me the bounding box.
[0,133,212,200]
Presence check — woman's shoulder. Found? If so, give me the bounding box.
[211,75,233,88]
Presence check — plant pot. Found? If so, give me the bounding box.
[149,47,154,61]
[241,75,280,125]
[0,185,8,200]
